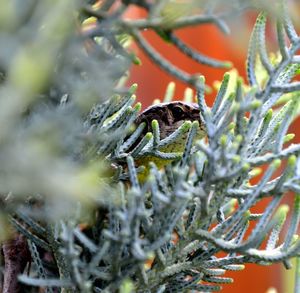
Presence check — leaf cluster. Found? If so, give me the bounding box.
[1,1,300,293]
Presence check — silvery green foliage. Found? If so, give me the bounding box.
[1,0,300,293]
[0,0,131,205]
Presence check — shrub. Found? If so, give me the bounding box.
[1,0,300,292]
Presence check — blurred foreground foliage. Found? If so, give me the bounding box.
[0,0,300,292]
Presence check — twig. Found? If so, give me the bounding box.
[2,234,31,293]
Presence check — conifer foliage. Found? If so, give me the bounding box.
[0,0,300,292]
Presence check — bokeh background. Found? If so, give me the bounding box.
[126,4,300,293]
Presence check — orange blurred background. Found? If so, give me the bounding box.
[125,5,300,293]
